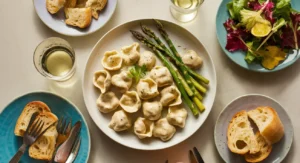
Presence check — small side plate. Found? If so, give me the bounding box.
[0,91,90,163]
[33,0,117,36]
[214,94,294,163]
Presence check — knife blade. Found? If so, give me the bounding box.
[189,150,198,163]
[54,121,81,163]
[66,136,81,163]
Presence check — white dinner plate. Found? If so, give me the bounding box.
[33,0,117,36]
[214,94,294,163]
[83,19,217,150]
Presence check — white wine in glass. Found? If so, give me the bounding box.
[170,0,204,22]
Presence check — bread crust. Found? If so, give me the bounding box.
[14,101,51,136]
[248,106,284,145]
[46,0,66,14]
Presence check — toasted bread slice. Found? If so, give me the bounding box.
[65,7,92,28]
[65,0,77,8]
[76,0,87,7]
[28,112,58,160]
[227,110,259,154]
[14,101,51,137]
[248,106,284,144]
[46,0,66,14]
[245,132,272,163]
[85,0,107,19]
[29,125,58,161]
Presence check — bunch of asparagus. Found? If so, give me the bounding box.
[130,19,209,116]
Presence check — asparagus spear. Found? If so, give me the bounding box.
[141,23,207,94]
[130,30,201,115]
[131,30,194,97]
[153,19,210,85]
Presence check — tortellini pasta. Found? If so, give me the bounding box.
[96,91,119,113]
[111,71,132,93]
[160,85,182,107]
[138,51,156,70]
[167,106,188,128]
[120,91,141,113]
[121,42,140,65]
[142,100,163,121]
[150,66,173,87]
[101,50,123,71]
[136,78,159,100]
[109,110,131,132]
[93,70,111,93]
[153,118,176,141]
[182,50,203,69]
[134,117,154,139]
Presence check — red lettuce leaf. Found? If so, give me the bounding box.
[281,13,300,49]
[224,19,248,52]
[248,0,275,24]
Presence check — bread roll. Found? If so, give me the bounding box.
[248,106,284,144]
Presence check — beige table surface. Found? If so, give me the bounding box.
[0,0,299,162]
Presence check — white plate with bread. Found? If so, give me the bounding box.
[33,0,117,36]
[214,94,294,163]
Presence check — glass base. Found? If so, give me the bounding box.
[170,7,198,22]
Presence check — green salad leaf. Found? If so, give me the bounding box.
[227,0,248,20]
[240,9,271,30]
[128,65,147,83]
[273,0,291,20]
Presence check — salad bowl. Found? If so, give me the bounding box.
[216,0,300,72]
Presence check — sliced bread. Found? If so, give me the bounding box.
[46,0,66,14]
[248,106,284,144]
[28,112,58,160]
[14,101,51,137]
[29,125,58,161]
[245,132,272,163]
[227,110,259,154]
[65,7,92,28]
[76,0,87,7]
[65,0,77,8]
[85,0,107,19]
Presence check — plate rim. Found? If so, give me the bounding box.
[82,18,217,150]
[32,0,118,37]
[215,0,300,73]
[214,94,294,163]
[0,90,91,163]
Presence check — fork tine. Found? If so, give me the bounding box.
[63,118,72,134]
[25,112,39,135]
[60,118,67,133]
[34,121,45,137]
[30,119,43,136]
[34,122,56,140]
[28,119,41,135]
[65,119,72,134]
